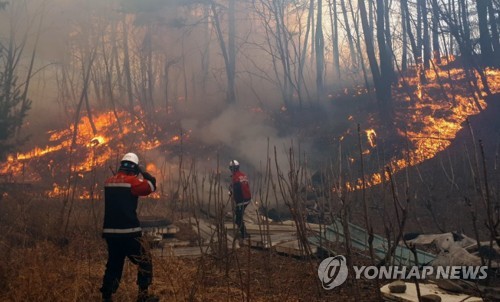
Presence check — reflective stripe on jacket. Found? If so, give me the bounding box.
[102,171,155,238]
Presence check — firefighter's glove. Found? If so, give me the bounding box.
[141,171,157,191]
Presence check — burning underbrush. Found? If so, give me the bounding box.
[341,62,500,190]
[0,57,497,210]
[1,58,499,201]
[0,109,188,199]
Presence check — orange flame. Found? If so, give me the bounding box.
[346,60,500,190]
[365,129,377,148]
[0,110,182,187]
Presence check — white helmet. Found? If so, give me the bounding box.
[122,152,139,165]
[229,159,240,171]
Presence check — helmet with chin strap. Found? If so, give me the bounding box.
[120,152,140,174]
[229,159,240,172]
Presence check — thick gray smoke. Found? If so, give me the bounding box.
[190,104,295,171]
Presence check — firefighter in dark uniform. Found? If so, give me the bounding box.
[229,160,252,239]
[100,153,158,302]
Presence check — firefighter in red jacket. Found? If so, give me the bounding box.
[229,160,251,239]
[100,153,158,302]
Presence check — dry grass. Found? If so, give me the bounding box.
[0,192,380,302]
[0,234,380,302]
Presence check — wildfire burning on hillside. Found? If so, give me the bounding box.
[0,109,186,198]
[1,59,499,196]
[348,63,500,190]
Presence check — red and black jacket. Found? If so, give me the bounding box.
[102,171,155,238]
[231,170,252,205]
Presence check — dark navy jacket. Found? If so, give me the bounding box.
[102,171,155,238]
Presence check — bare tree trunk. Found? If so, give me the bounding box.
[146,25,155,110]
[402,0,425,82]
[417,0,422,59]
[122,18,134,110]
[84,79,97,135]
[90,65,102,104]
[315,0,325,99]
[271,0,294,105]
[164,58,178,113]
[421,0,431,69]
[340,0,357,68]
[77,18,98,134]
[298,0,315,106]
[211,2,236,104]
[402,0,418,64]
[138,31,148,110]
[101,32,123,133]
[384,0,395,78]
[18,10,43,136]
[358,0,379,82]
[227,0,237,103]
[401,0,408,71]
[61,63,76,108]
[348,0,370,90]
[327,0,340,79]
[439,1,492,101]
[110,21,123,99]
[181,42,189,104]
[254,0,295,106]
[369,0,374,31]
[346,0,401,125]
[200,6,211,97]
[82,53,97,134]
[71,49,97,148]
[476,0,493,64]
[376,0,393,106]
[449,0,455,56]
[459,0,472,55]
[487,1,500,57]
[432,0,441,64]
[310,0,315,67]
[415,0,427,83]
[137,24,155,112]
